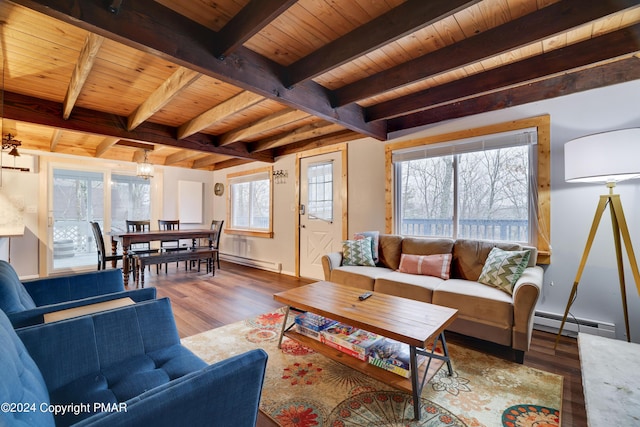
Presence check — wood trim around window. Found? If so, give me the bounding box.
[225,166,274,238]
[385,115,551,264]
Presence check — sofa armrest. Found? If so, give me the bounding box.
[73,349,268,427]
[511,266,543,352]
[22,269,125,306]
[8,288,157,328]
[321,252,343,280]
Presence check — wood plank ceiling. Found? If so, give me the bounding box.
[1,0,639,170]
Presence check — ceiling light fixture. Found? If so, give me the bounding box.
[136,149,154,180]
[2,133,21,157]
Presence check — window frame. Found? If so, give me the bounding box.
[225,166,274,238]
[385,115,551,264]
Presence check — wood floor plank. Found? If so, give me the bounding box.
[134,262,587,427]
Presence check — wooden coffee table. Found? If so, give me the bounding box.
[274,281,458,421]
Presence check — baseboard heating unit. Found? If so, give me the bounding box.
[533,311,616,339]
[220,254,282,273]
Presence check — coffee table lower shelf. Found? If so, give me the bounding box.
[283,330,445,394]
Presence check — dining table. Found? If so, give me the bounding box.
[111,229,218,287]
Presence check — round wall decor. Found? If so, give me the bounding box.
[214,182,224,196]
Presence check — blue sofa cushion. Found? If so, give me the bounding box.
[0,260,37,313]
[0,308,54,427]
[16,298,209,426]
[22,268,125,306]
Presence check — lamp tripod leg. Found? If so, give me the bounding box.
[609,196,639,342]
[554,195,609,349]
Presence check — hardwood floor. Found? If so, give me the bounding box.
[137,262,587,426]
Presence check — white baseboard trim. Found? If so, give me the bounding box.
[533,310,616,339]
[220,253,282,273]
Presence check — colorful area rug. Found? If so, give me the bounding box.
[182,308,562,426]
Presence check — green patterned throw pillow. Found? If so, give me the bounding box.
[342,237,375,267]
[478,247,531,295]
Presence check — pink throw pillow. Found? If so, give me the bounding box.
[398,253,452,279]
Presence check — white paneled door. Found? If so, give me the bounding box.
[299,151,343,280]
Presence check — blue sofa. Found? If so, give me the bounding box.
[0,260,156,328]
[0,297,268,427]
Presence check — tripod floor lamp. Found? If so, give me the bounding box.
[555,128,640,348]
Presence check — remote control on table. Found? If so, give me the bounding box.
[358,292,373,301]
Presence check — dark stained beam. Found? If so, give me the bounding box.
[273,130,362,157]
[285,0,480,87]
[368,24,640,121]
[387,57,640,132]
[215,0,297,59]
[12,0,387,140]
[2,91,274,163]
[332,0,640,107]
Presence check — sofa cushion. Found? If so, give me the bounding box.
[432,279,513,330]
[401,237,455,257]
[451,239,522,281]
[330,266,394,290]
[398,253,452,279]
[478,247,530,295]
[374,271,444,303]
[378,234,404,270]
[0,308,54,427]
[354,231,380,263]
[342,237,375,266]
[0,260,37,314]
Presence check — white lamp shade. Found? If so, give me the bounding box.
[565,128,640,183]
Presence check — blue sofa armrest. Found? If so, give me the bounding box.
[72,349,268,427]
[22,269,126,306]
[7,288,157,328]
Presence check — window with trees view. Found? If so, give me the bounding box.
[393,130,536,244]
[227,166,273,237]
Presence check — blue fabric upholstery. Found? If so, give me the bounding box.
[0,297,268,427]
[0,260,156,328]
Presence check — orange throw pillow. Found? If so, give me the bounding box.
[398,253,452,279]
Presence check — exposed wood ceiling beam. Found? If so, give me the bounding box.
[13,0,387,140]
[332,0,640,107]
[209,158,254,171]
[251,121,343,151]
[164,150,202,165]
[177,91,264,139]
[2,90,274,163]
[116,140,156,151]
[62,33,103,119]
[49,129,62,151]
[286,0,481,87]
[388,56,640,132]
[95,136,119,157]
[218,108,309,146]
[127,67,201,130]
[214,0,298,59]
[273,130,362,157]
[368,24,640,121]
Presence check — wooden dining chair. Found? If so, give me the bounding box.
[158,219,187,271]
[126,220,160,274]
[89,221,123,271]
[196,219,224,272]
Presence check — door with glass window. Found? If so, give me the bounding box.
[299,152,343,280]
[50,168,151,272]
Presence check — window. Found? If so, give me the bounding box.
[307,161,333,222]
[110,174,152,233]
[226,166,273,237]
[386,116,551,262]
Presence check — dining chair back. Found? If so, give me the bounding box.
[89,221,123,270]
[158,220,186,270]
[210,219,224,269]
